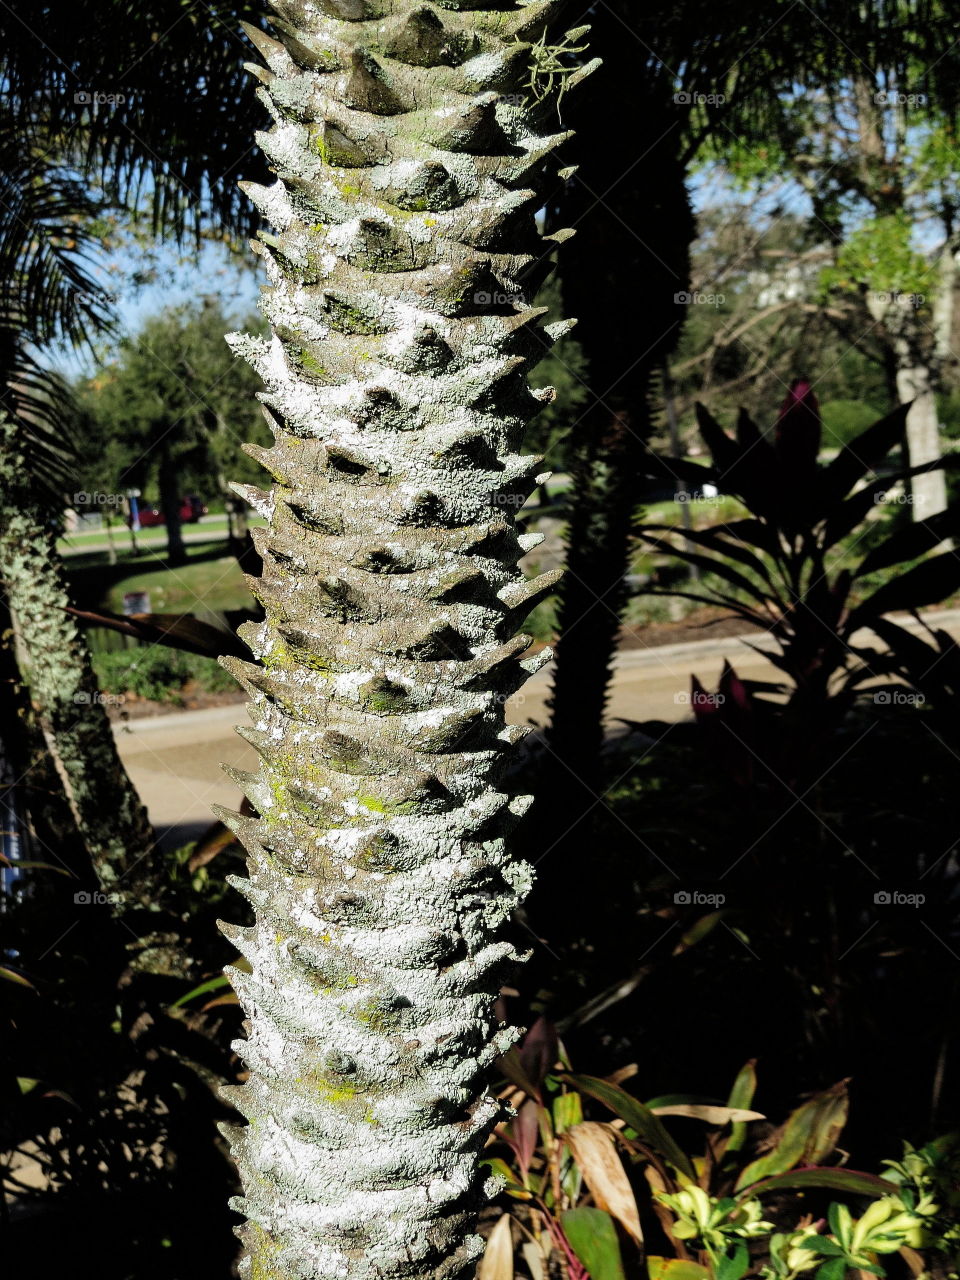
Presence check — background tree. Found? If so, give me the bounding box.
[537,0,960,873]
[0,0,271,900]
[715,77,960,517]
[667,201,892,435]
[0,141,160,900]
[76,299,271,564]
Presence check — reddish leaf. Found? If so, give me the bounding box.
[498,1046,542,1100]
[776,378,821,465]
[508,1098,540,1179]
[517,1017,558,1096]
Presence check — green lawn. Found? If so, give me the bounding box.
[65,542,255,617]
[58,515,266,554]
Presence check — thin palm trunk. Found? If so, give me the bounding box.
[0,416,156,907]
[218,2,592,1274]
[0,593,93,879]
[539,57,693,861]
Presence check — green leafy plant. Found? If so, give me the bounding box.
[92,644,239,704]
[639,386,960,708]
[635,384,960,785]
[481,1021,958,1280]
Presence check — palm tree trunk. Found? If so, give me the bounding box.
[219,3,593,1275]
[0,418,157,907]
[0,593,92,879]
[537,54,693,862]
[900,242,956,518]
[158,439,187,565]
[546,406,651,806]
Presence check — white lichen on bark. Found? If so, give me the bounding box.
[219,3,594,1275]
[0,414,157,910]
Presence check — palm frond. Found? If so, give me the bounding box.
[0,138,115,350]
[0,1,271,243]
[0,335,75,499]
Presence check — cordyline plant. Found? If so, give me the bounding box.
[217,2,596,1276]
[637,382,960,780]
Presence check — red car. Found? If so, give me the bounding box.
[127,495,207,527]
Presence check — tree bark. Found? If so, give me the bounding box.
[158,438,187,565]
[0,416,157,908]
[219,3,591,1276]
[0,593,94,880]
[868,245,956,520]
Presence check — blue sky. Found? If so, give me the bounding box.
[48,237,262,380]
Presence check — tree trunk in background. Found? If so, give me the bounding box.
[158,439,187,565]
[896,356,947,516]
[0,416,157,908]
[870,247,956,519]
[219,2,592,1275]
[227,492,264,582]
[905,240,958,517]
[0,593,90,880]
[538,29,694,858]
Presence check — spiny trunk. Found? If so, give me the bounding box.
[229,493,265,581]
[537,49,693,862]
[158,439,187,565]
[219,3,592,1276]
[0,417,157,907]
[223,470,265,580]
[547,407,648,800]
[0,594,92,879]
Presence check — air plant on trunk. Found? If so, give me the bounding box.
[218,2,597,1276]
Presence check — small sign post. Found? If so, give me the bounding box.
[122,591,151,617]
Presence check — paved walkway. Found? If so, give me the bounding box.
[114,608,960,850]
